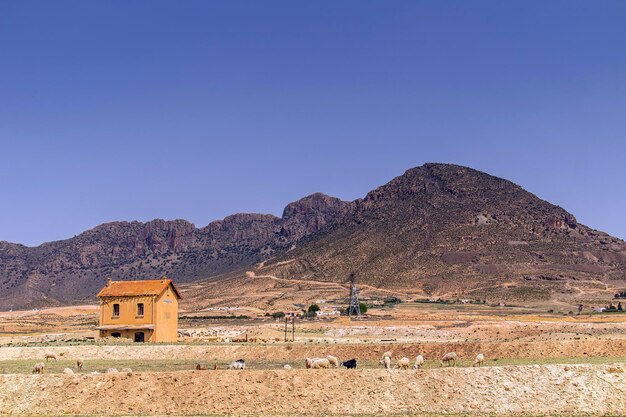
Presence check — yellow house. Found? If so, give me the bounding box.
[96,277,181,343]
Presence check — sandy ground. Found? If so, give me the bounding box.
[2,339,626,363]
[2,303,626,415]
[1,364,625,415]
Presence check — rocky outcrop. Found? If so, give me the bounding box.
[0,194,350,309]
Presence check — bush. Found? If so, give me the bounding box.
[359,302,368,314]
[272,312,285,320]
[307,304,320,318]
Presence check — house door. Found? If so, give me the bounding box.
[134,332,145,343]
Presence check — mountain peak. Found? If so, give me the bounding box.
[282,193,350,219]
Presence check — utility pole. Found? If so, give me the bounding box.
[347,273,361,317]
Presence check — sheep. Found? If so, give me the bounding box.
[228,359,245,370]
[382,351,392,360]
[412,355,425,369]
[196,364,207,370]
[341,359,357,369]
[62,368,74,375]
[304,358,324,369]
[440,352,457,367]
[395,357,411,370]
[32,362,45,374]
[473,353,485,367]
[105,368,119,374]
[326,355,339,368]
[283,364,292,370]
[44,353,58,362]
[305,358,330,369]
[379,355,391,370]
[76,359,84,371]
[121,367,133,374]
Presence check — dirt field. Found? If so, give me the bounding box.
[1,365,625,415]
[1,302,626,415]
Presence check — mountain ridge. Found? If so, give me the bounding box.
[1,163,625,309]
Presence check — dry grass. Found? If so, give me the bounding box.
[3,356,626,375]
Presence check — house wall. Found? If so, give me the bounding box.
[99,329,154,342]
[99,295,157,342]
[97,283,179,343]
[154,285,179,342]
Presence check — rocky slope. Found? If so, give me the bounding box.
[1,163,625,309]
[0,193,350,309]
[256,163,626,304]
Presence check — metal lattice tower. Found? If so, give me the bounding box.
[347,273,361,317]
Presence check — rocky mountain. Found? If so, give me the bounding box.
[0,193,350,309]
[1,163,625,309]
[256,164,626,304]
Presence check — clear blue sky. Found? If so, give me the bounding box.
[1,0,625,247]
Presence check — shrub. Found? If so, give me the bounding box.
[307,304,320,318]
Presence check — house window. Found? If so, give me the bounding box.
[111,332,121,338]
[112,303,120,317]
[137,303,144,317]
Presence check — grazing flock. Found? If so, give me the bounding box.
[31,350,485,374]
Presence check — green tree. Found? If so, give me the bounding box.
[307,304,320,318]
[358,302,368,314]
[272,311,285,320]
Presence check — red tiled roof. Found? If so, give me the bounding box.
[96,278,181,299]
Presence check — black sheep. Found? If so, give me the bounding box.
[341,358,357,369]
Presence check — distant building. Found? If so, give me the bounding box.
[315,306,341,317]
[95,277,181,343]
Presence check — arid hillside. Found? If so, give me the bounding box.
[256,163,626,304]
[1,163,625,309]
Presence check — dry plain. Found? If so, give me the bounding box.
[1,302,625,416]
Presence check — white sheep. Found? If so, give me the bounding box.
[228,359,245,370]
[395,357,411,370]
[473,353,485,367]
[379,355,391,370]
[440,352,457,367]
[306,358,330,369]
[412,355,424,369]
[326,355,339,368]
[121,367,133,374]
[304,357,324,368]
[32,362,45,374]
[382,350,392,359]
[62,368,74,375]
[283,364,292,370]
[105,368,119,374]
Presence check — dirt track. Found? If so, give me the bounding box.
[3,339,626,362]
[1,364,625,415]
